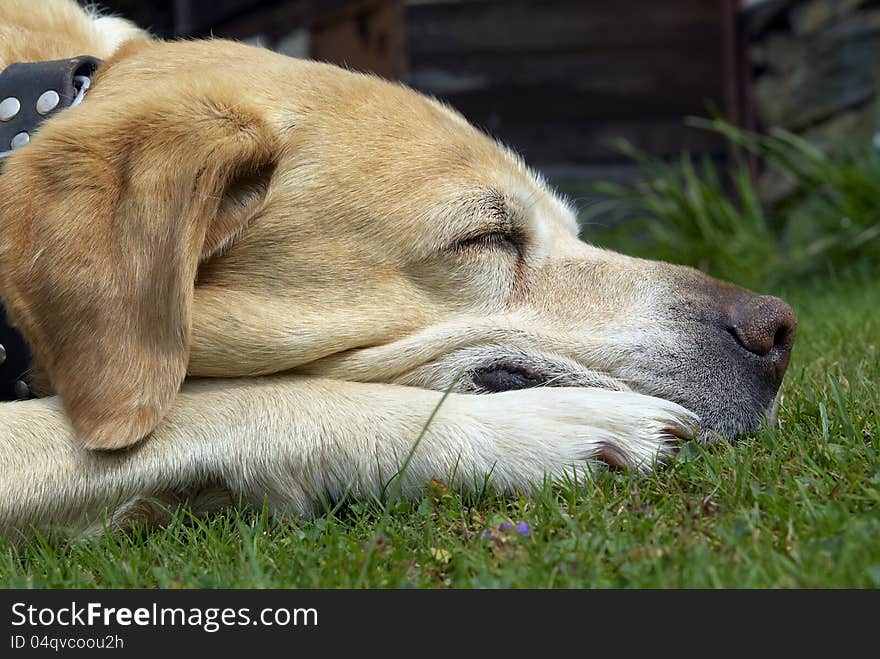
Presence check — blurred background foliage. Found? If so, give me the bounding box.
[579,116,880,290]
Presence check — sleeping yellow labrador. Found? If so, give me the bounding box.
[0,0,796,537]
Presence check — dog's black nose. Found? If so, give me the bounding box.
[730,295,797,378]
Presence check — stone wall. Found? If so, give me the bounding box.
[745,0,879,203]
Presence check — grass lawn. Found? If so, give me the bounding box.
[1,262,877,588]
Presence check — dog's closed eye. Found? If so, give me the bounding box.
[452,226,522,252]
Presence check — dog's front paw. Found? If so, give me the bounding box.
[588,392,699,472]
[454,387,700,488]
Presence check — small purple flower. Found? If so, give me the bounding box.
[482,521,531,542]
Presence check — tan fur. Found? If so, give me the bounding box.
[0,56,279,448]
[0,0,146,67]
[0,1,792,537]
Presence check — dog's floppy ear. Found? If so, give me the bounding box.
[0,84,277,449]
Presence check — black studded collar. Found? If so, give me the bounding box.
[0,55,102,400]
[0,56,101,161]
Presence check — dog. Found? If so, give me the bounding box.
[0,0,796,538]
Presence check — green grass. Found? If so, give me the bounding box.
[1,263,877,588]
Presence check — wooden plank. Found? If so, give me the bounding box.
[99,0,175,37]
[454,114,727,164]
[172,0,261,35]
[402,0,727,166]
[406,0,721,54]
[406,48,723,108]
[206,0,367,40]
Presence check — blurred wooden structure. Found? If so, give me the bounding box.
[102,0,406,79]
[98,0,749,180]
[405,0,733,179]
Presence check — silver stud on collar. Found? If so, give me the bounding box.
[36,89,60,115]
[0,343,5,366]
[13,380,29,399]
[10,131,29,150]
[0,97,20,122]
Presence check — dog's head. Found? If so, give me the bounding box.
[0,39,795,449]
